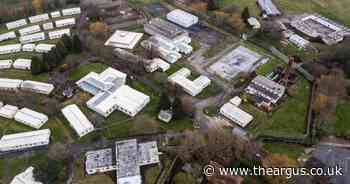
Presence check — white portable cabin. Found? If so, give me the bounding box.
[22,44,36,52]
[55,18,76,28]
[42,22,54,30]
[50,11,61,18]
[61,104,95,138]
[48,29,70,40]
[19,32,46,44]
[166,9,198,28]
[0,129,51,152]
[0,44,21,55]
[6,19,27,30]
[13,59,32,70]
[220,103,253,128]
[0,105,19,119]
[62,7,81,16]
[18,25,41,36]
[28,13,50,24]
[0,78,23,91]
[35,44,55,53]
[0,32,16,42]
[0,60,13,69]
[21,80,55,95]
[14,108,48,129]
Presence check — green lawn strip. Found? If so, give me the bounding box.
[68,63,109,81]
[327,101,350,137]
[0,69,49,81]
[263,143,305,160]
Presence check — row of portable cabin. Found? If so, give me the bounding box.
[0,78,54,95]
[0,43,57,55]
[5,7,81,30]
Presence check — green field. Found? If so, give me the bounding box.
[245,77,310,137]
[263,143,305,160]
[68,63,109,81]
[326,101,350,138]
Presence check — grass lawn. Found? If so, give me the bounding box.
[144,165,161,184]
[263,143,305,160]
[203,105,220,117]
[256,58,284,76]
[0,69,49,81]
[68,63,109,81]
[326,101,350,138]
[244,77,310,137]
[197,81,223,99]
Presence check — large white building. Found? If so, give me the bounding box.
[13,59,32,70]
[105,30,143,49]
[61,104,95,138]
[14,108,48,129]
[28,13,50,24]
[220,103,253,128]
[55,18,76,28]
[115,139,160,184]
[62,7,81,16]
[0,129,51,152]
[10,166,42,184]
[85,148,117,175]
[0,44,21,55]
[0,78,23,91]
[0,60,13,69]
[166,9,198,28]
[168,68,211,96]
[6,19,27,30]
[18,25,41,36]
[76,67,150,117]
[21,80,55,95]
[19,32,46,44]
[0,31,16,42]
[35,43,55,53]
[48,29,70,40]
[0,104,19,119]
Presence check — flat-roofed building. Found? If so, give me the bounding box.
[48,29,70,40]
[35,43,55,53]
[0,78,23,91]
[0,44,21,55]
[115,139,160,184]
[168,67,211,96]
[55,18,76,28]
[0,105,19,119]
[289,34,310,49]
[0,31,16,42]
[6,19,27,30]
[0,129,51,152]
[245,75,285,107]
[22,44,36,52]
[87,85,150,117]
[29,13,50,24]
[105,30,143,49]
[61,104,95,138]
[50,11,61,18]
[21,80,55,95]
[10,166,42,184]
[14,108,48,129]
[42,22,54,30]
[13,59,31,70]
[144,18,188,41]
[166,9,198,28]
[18,25,41,36]
[220,103,253,127]
[19,32,46,44]
[85,148,116,175]
[257,0,281,17]
[0,60,13,69]
[62,7,81,16]
[146,58,170,73]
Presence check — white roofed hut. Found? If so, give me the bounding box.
[61,104,95,138]
[14,108,48,129]
[21,80,55,95]
[22,44,36,52]
[48,29,71,40]
[0,44,21,55]
[28,13,49,23]
[0,78,23,91]
[0,105,19,119]
[13,59,32,70]
[0,129,51,153]
[50,11,61,18]
[18,25,41,36]
[6,19,27,30]
[0,60,13,69]
[0,31,16,42]
[55,18,76,28]
[42,22,54,30]
[62,7,81,16]
[35,43,56,53]
[19,32,46,44]
[10,166,42,184]
[166,9,198,28]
